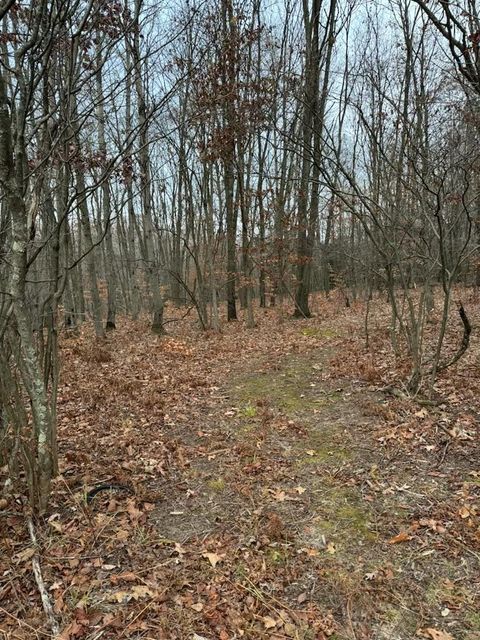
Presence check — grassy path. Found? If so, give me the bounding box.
[2,303,478,639]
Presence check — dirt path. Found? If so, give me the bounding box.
[147,333,479,640]
[3,307,478,640]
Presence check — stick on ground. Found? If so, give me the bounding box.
[27,516,60,637]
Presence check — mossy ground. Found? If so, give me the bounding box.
[44,310,478,640]
[232,354,341,416]
[219,339,478,639]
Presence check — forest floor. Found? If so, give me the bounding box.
[1,293,480,640]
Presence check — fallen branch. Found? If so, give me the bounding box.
[27,516,60,637]
[86,482,133,504]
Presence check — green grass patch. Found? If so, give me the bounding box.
[301,327,338,338]
[207,477,226,492]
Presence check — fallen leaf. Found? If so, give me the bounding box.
[191,602,204,612]
[115,529,129,541]
[49,520,64,533]
[262,616,277,629]
[13,548,35,563]
[110,571,137,584]
[326,542,336,554]
[415,408,428,418]
[53,591,65,613]
[458,506,471,519]
[110,591,131,603]
[421,628,454,640]
[130,585,156,600]
[126,499,143,523]
[388,530,412,544]
[58,620,84,640]
[295,486,306,494]
[202,552,224,568]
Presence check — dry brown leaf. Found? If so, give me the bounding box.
[53,591,65,614]
[421,628,455,640]
[13,547,35,563]
[202,552,224,568]
[110,571,137,583]
[126,499,143,523]
[49,520,64,533]
[58,620,84,640]
[115,528,129,541]
[263,616,277,629]
[130,585,156,600]
[110,591,131,603]
[388,530,412,544]
[415,408,428,418]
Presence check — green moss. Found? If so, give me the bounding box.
[208,477,226,492]
[306,486,377,548]
[382,606,401,622]
[295,423,352,468]
[301,327,338,338]
[312,518,336,534]
[336,502,376,540]
[232,357,333,416]
[233,563,247,580]
[466,611,480,630]
[297,448,351,466]
[239,421,256,434]
[265,547,288,566]
[425,566,464,607]
[425,583,442,606]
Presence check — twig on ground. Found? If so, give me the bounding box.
[438,440,450,465]
[27,516,60,637]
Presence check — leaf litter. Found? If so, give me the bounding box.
[1,293,479,639]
